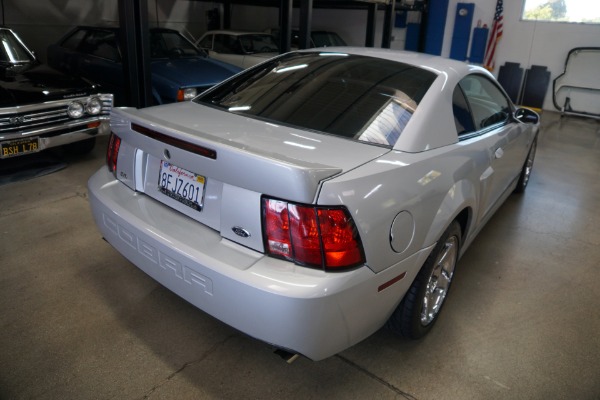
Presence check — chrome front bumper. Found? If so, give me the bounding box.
[0,94,112,156]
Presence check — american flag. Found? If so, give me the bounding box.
[484,0,504,71]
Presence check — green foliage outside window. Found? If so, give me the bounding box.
[522,0,600,23]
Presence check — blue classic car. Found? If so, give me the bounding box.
[47,26,242,106]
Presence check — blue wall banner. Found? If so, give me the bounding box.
[424,0,450,55]
[449,3,475,61]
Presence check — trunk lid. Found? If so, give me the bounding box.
[111,102,389,252]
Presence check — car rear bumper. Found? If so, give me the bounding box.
[88,167,432,360]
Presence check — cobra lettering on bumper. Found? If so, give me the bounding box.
[102,212,213,296]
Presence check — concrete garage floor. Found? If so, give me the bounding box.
[1,111,599,399]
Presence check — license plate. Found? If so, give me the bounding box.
[0,137,40,158]
[158,160,205,211]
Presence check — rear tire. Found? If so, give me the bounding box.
[388,221,461,339]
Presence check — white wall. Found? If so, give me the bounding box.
[3,0,599,110]
[441,1,600,110]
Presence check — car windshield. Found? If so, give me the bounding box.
[239,34,279,54]
[196,52,436,147]
[0,30,35,64]
[150,30,204,59]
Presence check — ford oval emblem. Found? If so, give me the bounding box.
[232,226,251,238]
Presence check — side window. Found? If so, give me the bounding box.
[78,30,120,62]
[151,33,168,58]
[90,32,119,61]
[213,34,227,53]
[198,35,213,50]
[61,29,86,51]
[239,36,253,52]
[214,34,243,54]
[452,85,475,135]
[77,31,97,55]
[459,75,511,131]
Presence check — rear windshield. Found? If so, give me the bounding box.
[195,52,436,146]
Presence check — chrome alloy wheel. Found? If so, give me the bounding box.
[420,235,459,326]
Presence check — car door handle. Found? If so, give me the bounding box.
[494,147,504,159]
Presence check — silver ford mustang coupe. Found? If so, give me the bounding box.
[89,48,539,361]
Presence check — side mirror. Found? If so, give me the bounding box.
[514,107,540,124]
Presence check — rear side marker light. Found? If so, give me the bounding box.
[378,272,407,292]
[263,198,365,271]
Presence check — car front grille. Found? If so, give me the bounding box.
[0,95,112,135]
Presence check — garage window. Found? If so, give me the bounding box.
[522,0,600,24]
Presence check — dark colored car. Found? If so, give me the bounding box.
[47,26,242,106]
[0,27,112,159]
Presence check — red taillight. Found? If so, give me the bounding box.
[290,204,322,266]
[106,132,121,174]
[263,198,365,271]
[318,208,364,268]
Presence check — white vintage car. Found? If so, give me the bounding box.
[88,48,539,361]
[196,30,279,69]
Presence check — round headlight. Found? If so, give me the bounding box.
[85,97,102,115]
[183,88,197,101]
[67,101,84,118]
